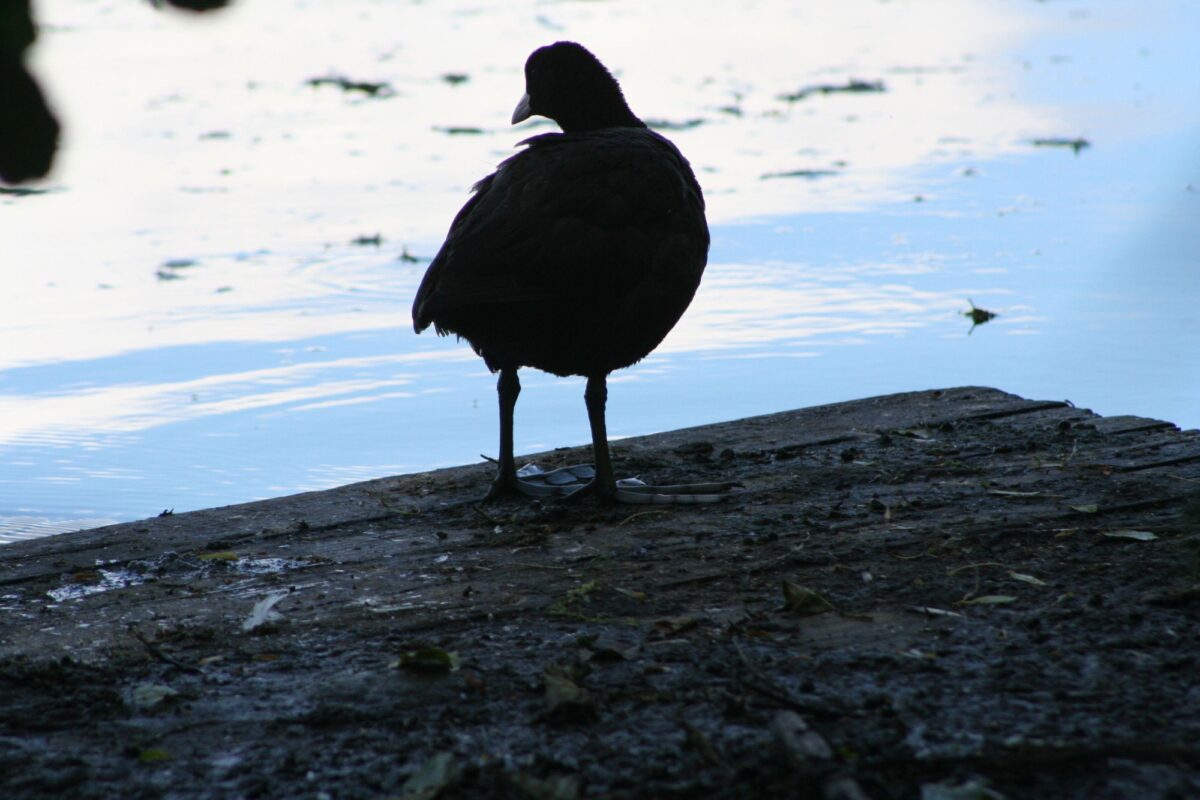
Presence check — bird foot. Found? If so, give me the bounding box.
[513,463,739,504]
[483,463,596,501]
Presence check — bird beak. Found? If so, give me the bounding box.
[511,92,532,125]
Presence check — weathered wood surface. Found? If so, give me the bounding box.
[2,387,1198,799]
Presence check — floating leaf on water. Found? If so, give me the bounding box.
[1069,503,1099,514]
[961,595,1017,605]
[964,298,998,334]
[397,646,460,674]
[778,78,885,102]
[646,117,706,131]
[306,75,395,97]
[433,126,485,135]
[1103,529,1158,541]
[761,168,838,180]
[781,581,835,616]
[399,752,460,800]
[1008,571,1047,587]
[1031,137,1090,155]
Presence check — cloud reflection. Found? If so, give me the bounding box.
[0,351,472,446]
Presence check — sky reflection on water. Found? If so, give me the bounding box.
[2,0,1198,540]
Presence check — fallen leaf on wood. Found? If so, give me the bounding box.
[910,606,965,618]
[1102,530,1157,541]
[510,772,582,800]
[683,721,721,765]
[138,748,171,763]
[394,646,460,674]
[543,670,595,720]
[131,683,179,710]
[399,752,460,800]
[920,777,1005,800]
[772,710,832,762]
[781,581,835,616]
[961,595,1017,606]
[1008,571,1047,586]
[653,616,700,635]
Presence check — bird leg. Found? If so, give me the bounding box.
[483,367,521,501]
[486,371,738,504]
[584,374,620,499]
[485,367,587,500]
[517,374,739,504]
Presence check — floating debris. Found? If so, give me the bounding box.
[351,233,383,247]
[645,117,705,131]
[964,298,997,334]
[778,78,885,102]
[1031,137,1090,155]
[0,186,52,196]
[306,75,395,98]
[761,168,838,180]
[149,0,230,10]
[432,126,484,135]
[440,73,469,86]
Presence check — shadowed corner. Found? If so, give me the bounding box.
[0,0,230,186]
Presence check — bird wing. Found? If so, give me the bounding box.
[411,129,707,334]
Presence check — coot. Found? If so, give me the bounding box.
[413,42,730,503]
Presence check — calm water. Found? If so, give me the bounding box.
[2,0,1198,541]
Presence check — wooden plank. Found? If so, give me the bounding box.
[2,386,1198,799]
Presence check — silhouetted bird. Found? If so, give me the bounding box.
[413,42,731,503]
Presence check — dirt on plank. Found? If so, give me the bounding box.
[1,386,1198,799]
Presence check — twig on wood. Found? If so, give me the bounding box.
[469,503,500,526]
[130,627,203,674]
[733,639,850,718]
